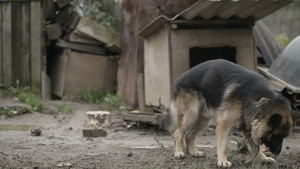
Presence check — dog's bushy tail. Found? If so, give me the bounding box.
[160,101,178,133]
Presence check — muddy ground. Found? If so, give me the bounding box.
[0,96,300,169]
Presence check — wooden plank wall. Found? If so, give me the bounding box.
[0,1,43,89]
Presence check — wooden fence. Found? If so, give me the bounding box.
[0,0,43,89]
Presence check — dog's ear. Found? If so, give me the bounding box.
[268,114,282,126]
[259,97,270,104]
[291,110,300,121]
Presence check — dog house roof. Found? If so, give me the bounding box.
[138,0,295,38]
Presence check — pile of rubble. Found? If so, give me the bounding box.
[44,0,120,98]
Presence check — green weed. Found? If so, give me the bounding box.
[77,88,126,111]
[18,92,43,112]
[276,34,291,48]
[102,93,125,110]
[57,103,73,114]
[77,88,104,103]
[236,140,249,154]
[0,106,31,119]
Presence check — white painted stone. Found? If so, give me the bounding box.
[84,111,111,127]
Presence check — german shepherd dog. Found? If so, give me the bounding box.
[160,59,299,167]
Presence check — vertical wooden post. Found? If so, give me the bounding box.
[2,2,12,86]
[30,1,42,89]
[20,3,31,86]
[42,71,51,100]
[0,3,2,84]
[137,73,145,113]
[11,1,21,86]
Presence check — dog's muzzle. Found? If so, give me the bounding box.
[262,135,283,156]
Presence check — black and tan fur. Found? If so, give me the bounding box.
[160,59,299,167]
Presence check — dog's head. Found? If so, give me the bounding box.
[250,97,299,156]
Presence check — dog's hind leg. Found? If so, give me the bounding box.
[174,91,200,159]
[174,112,199,159]
[185,116,210,158]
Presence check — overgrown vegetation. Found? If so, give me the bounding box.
[236,140,249,154]
[0,106,31,119]
[18,92,43,112]
[57,103,73,114]
[77,88,126,111]
[72,0,121,32]
[0,82,43,112]
[276,34,291,48]
[77,88,104,104]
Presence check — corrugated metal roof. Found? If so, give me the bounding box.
[139,0,295,38]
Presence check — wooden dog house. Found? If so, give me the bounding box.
[139,0,294,110]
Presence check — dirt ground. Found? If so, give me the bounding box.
[0,96,300,169]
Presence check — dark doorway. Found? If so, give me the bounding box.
[189,46,237,68]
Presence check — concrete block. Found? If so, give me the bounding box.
[84,111,111,127]
[82,128,107,137]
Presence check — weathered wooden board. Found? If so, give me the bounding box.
[144,24,171,108]
[55,5,73,29]
[56,0,72,9]
[0,3,2,83]
[30,1,42,89]
[76,17,120,47]
[118,0,198,107]
[46,23,62,41]
[136,73,145,113]
[56,39,106,55]
[44,0,56,20]
[2,2,12,86]
[63,51,118,97]
[11,2,21,85]
[42,71,51,100]
[49,49,70,97]
[0,1,43,89]
[64,11,80,30]
[106,44,121,54]
[20,3,30,86]
[67,30,104,45]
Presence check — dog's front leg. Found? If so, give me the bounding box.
[247,138,276,164]
[216,121,232,168]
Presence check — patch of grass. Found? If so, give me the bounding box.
[77,88,104,103]
[77,88,126,111]
[145,106,152,112]
[0,106,31,119]
[57,103,73,114]
[0,82,43,112]
[102,93,125,111]
[18,92,43,112]
[276,34,291,48]
[236,140,249,154]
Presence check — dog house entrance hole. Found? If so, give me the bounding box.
[189,47,237,68]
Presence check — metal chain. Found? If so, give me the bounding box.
[228,132,259,163]
[153,134,187,168]
[154,132,260,167]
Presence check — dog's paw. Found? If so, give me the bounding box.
[260,157,276,164]
[191,151,205,158]
[174,152,185,159]
[217,161,232,168]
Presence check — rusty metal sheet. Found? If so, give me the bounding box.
[139,0,294,38]
[269,36,300,91]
